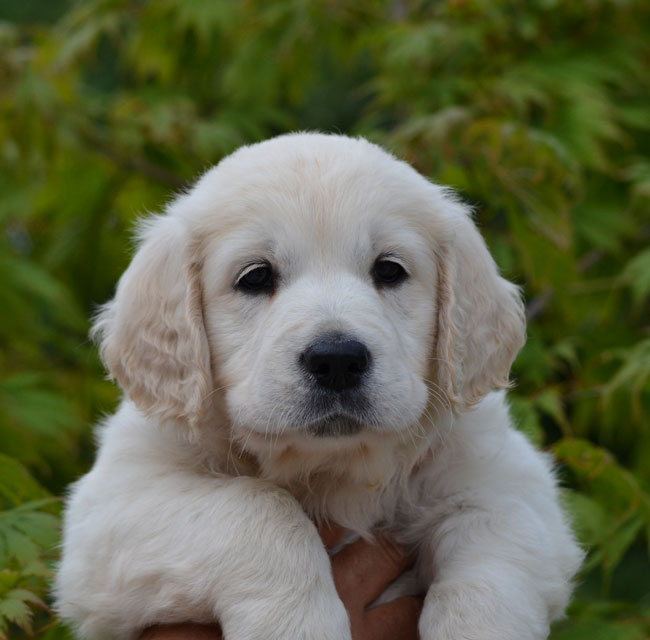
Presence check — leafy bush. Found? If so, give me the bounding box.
[1,0,648,637]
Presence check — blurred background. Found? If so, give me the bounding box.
[0,0,649,638]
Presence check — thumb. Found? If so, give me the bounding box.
[361,596,423,640]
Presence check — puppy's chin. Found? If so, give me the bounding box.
[308,415,365,438]
[231,413,372,456]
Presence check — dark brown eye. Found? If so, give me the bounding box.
[236,265,274,294]
[372,259,408,287]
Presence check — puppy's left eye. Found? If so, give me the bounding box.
[372,259,408,287]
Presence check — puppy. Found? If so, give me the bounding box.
[56,133,582,640]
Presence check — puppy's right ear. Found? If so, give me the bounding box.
[92,214,212,427]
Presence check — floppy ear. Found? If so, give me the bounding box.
[92,214,212,427]
[434,202,526,410]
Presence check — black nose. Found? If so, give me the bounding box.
[301,338,371,392]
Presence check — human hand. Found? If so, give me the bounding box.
[319,522,422,640]
[140,525,422,640]
[140,623,222,640]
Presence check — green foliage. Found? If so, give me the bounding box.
[0,456,62,639]
[0,0,648,637]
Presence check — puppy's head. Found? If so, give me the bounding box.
[94,134,525,449]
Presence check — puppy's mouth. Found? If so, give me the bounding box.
[301,389,375,437]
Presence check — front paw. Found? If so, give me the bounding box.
[418,581,548,640]
[223,593,351,640]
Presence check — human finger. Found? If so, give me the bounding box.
[317,520,347,548]
[140,623,222,639]
[361,596,423,640]
[331,535,414,608]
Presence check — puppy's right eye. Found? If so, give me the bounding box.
[235,264,274,294]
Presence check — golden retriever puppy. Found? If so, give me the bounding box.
[55,133,582,640]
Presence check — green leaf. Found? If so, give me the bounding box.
[0,455,49,508]
[600,515,644,576]
[0,499,60,566]
[534,388,570,433]
[554,439,650,522]
[0,586,43,634]
[0,373,84,438]
[621,248,650,306]
[602,340,650,419]
[551,618,648,640]
[562,491,608,549]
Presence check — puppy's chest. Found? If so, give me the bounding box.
[253,439,435,534]
[297,479,386,524]
[265,468,422,537]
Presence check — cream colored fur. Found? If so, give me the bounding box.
[56,133,583,640]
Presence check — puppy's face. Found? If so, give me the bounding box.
[95,134,525,452]
[199,147,439,442]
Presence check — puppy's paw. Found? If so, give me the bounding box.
[301,595,352,640]
[223,593,351,640]
[418,581,548,640]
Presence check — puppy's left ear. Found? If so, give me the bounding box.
[434,197,526,410]
[92,214,212,427]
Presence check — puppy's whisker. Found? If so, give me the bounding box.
[203,382,233,402]
[420,393,455,447]
[425,385,451,413]
[403,424,419,451]
[421,375,452,411]
[269,408,286,456]
[420,395,443,426]
[226,429,237,474]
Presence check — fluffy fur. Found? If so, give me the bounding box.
[56,133,583,640]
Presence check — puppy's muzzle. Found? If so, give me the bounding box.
[301,336,371,392]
